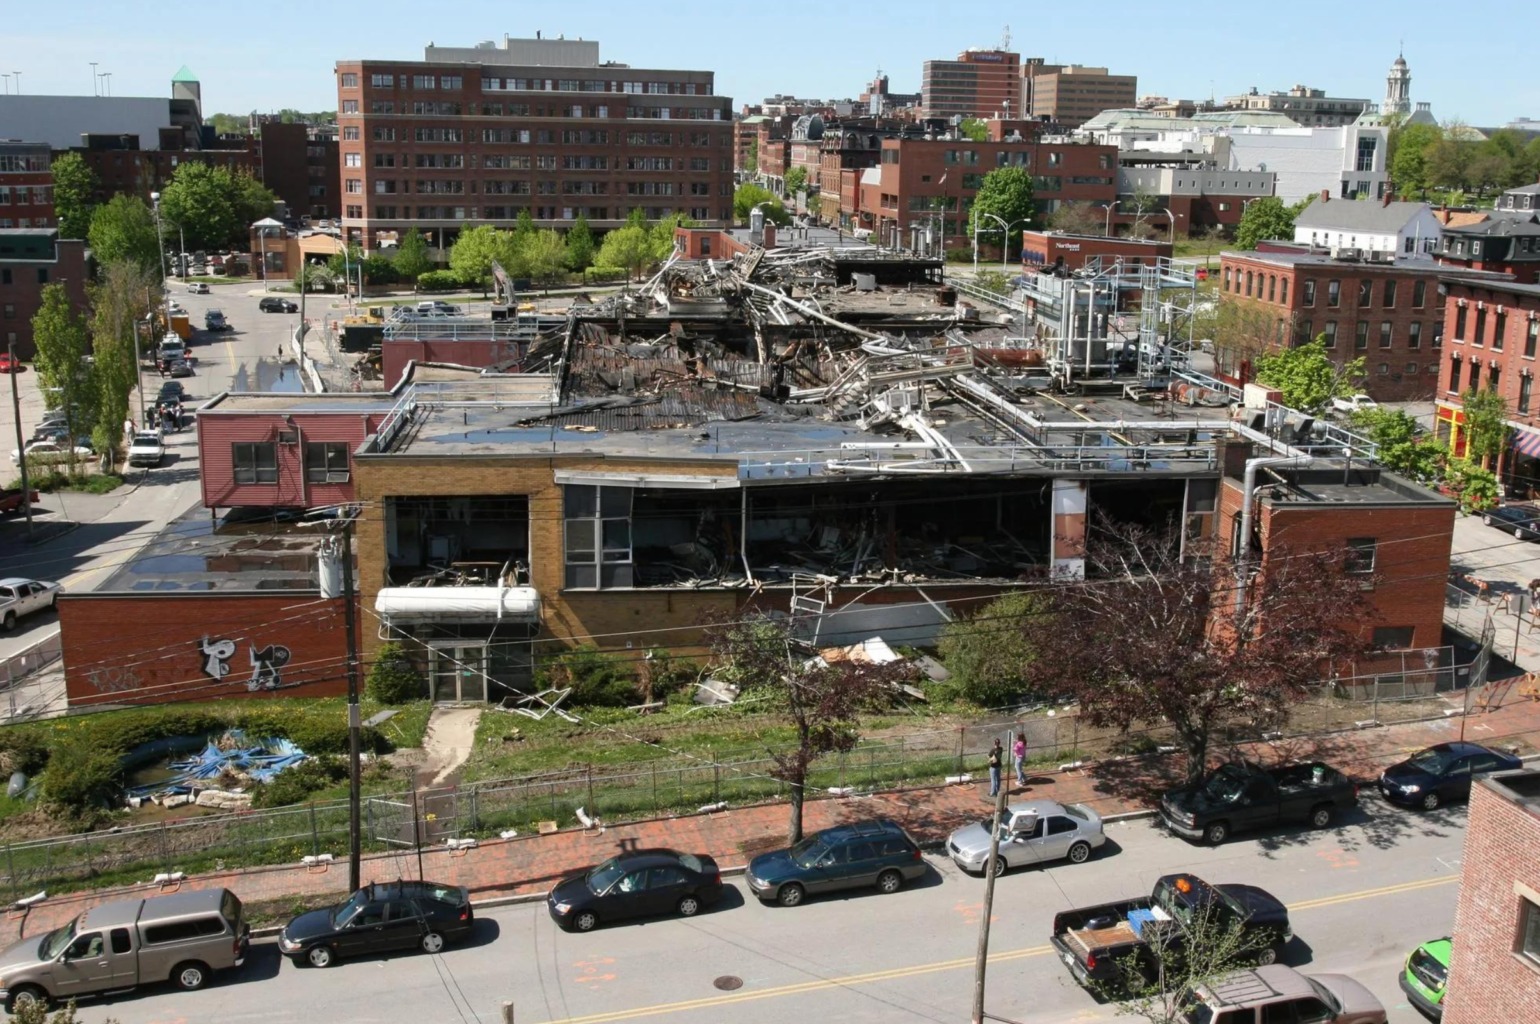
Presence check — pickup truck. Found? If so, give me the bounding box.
[0,488,39,515]
[1331,394,1379,414]
[1050,873,1292,991]
[1160,761,1358,845]
[0,578,63,631]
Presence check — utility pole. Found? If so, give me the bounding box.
[8,337,33,537]
[970,728,1013,1024]
[339,516,363,890]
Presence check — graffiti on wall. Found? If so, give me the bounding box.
[84,664,143,695]
[199,636,293,691]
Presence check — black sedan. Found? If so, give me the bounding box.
[278,880,473,967]
[1378,741,1523,811]
[1482,503,1540,540]
[548,849,722,932]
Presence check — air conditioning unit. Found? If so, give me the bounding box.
[326,471,350,483]
[277,429,299,445]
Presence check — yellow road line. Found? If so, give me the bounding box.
[539,872,1462,1024]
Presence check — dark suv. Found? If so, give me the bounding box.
[259,297,297,313]
[746,819,925,907]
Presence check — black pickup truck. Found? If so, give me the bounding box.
[1159,761,1359,845]
[1049,873,1292,991]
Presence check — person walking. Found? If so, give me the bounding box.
[1013,732,1027,787]
[987,738,1003,798]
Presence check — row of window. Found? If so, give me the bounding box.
[1446,355,1535,412]
[342,100,726,121]
[0,186,51,206]
[352,205,723,222]
[351,179,733,197]
[344,73,709,97]
[1309,318,1442,352]
[232,442,348,485]
[1450,304,1540,355]
[1225,266,1432,311]
[0,268,51,289]
[0,155,49,173]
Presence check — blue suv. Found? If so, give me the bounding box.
[745,819,925,907]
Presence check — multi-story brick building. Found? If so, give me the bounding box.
[1440,768,1540,1024]
[335,36,734,250]
[1217,248,1508,400]
[921,49,1019,120]
[1022,63,1137,129]
[0,143,55,230]
[0,229,89,360]
[1113,164,1275,237]
[256,121,339,221]
[1433,277,1540,498]
[1433,183,1540,286]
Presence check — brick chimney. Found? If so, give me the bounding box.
[1319,189,1330,203]
[1383,191,1393,207]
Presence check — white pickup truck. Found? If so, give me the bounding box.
[128,430,165,467]
[0,578,63,631]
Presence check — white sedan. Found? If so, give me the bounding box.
[947,799,1106,875]
[11,440,93,465]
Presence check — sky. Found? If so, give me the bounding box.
[6,0,1538,128]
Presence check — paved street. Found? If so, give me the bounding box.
[81,798,1462,1024]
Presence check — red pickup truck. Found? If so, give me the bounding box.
[0,488,39,515]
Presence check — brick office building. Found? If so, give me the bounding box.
[0,143,55,229]
[1217,248,1509,400]
[0,229,89,360]
[1433,183,1540,285]
[1022,63,1137,129]
[1019,230,1171,271]
[921,49,1020,120]
[335,36,734,251]
[257,121,340,221]
[1440,768,1540,1024]
[1433,277,1540,498]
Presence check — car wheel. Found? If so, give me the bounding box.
[1,611,14,631]
[5,985,45,1014]
[1254,943,1283,967]
[306,945,335,968]
[573,910,599,932]
[172,960,209,991]
[1203,821,1229,845]
[677,895,701,917]
[421,931,445,954]
[1421,791,1441,811]
[776,883,806,908]
[993,855,1009,877]
[876,869,904,894]
[1309,805,1333,829]
[1519,527,1528,540]
[1068,841,1093,864]
[49,594,57,610]
[1484,515,1494,526]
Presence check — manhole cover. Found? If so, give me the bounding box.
[713,976,744,991]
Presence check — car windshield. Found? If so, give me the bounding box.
[586,858,626,893]
[1307,978,1341,1012]
[789,837,828,868]
[1407,748,1456,773]
[40,919,78,960]
[331,889,369,929]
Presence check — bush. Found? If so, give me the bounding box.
[937,592,1047,707]
[366,642,424,704]
[250,755,349,808]
[0,730,51,776]
[41,749,123,814]
[540,645,638,707]
[416,270,461,292]
[584,266,627,284]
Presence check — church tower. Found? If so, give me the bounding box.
[1383,52,1411,117]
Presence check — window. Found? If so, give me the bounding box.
[1521,374,1533,414]
[110,928,132,955]
[1406,361,1419,374]
[564,485,633,589]
[1529,319,1540,358]
[1494,311,1507,351]
[341,100,359,114]
[36,268,47,285]
[1279,278,1288,304]
[1358,279,1373,307]
[345,179,361,194]
[440,75,462,90]
[1490,366,1502,392]
[1268,275,1276,302]
[1432,320,1443,349]
[1403,321,1420,350]
[1383,279,1397,308]
[412,75,435,89]
[1223,267,1231,292]
[1302,279,1315,306]
[1455,305,1467,339]
[1380,321,1393,349]
[340,73,358,88]
[1468,360,1481,391]
[142,917,227,944]
[344,153,361,168]
[1245,271,1253,297]
[232,443,277,485]
[370,73,394,88]
[1355,322,1369,350]
[1520,898,1540,966]
[1322,321,1337,348]
[342,126,360,141]
[1345,538,1377,576]
[1474,307,1487,345]
[1413,280,1426,308]
[1327,279,1340,307]
[305,442,350,483]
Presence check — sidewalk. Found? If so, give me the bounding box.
[4,686,1538,945]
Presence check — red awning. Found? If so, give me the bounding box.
[1512,427,1540,459]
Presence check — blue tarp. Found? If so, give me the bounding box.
[127,731,306,799]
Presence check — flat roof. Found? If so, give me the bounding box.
[199,391,399,414]
[1222,249,1512,281]
[93,507,331,594]
[1257,465,1453,509]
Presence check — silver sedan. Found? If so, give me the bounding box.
[947,799,1106,876]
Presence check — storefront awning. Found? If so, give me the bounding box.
[1512,427,1540,459]
[375,586,540,625]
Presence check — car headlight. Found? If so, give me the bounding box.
[1401,783,1421,793]
[553,902,572,915]
[278,936,299,952]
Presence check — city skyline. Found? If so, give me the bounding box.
[3,0,1537,128]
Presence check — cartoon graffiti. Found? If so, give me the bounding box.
[85,665,142,694]
[247,644,292,691]
[199,637,237,681]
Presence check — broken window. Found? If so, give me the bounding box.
[386,496,530,585]
[564,485,633,589]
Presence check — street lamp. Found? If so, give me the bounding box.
[1160,206,1178,244]
[1103,201,1117,237]
[976,212,1031,271]
[89,63,98,96]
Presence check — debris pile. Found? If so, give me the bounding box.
[126,731,307,810]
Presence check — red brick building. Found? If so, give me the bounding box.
[0,143,55,230]
[921,49,1020,120]
[1218,249,1509,400]
[1440,768,1540,1024]
[1020,230,1171,271]
[73,139,257,207]
[0,230,89,360]
[819,124,886,227]
[257,121,339,220]
[336,37,734,250]
[1433,183,1540,285]
[1433,277,1540,498]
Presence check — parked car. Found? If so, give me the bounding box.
[1159,760,1358,845]
[746,819,925,907]
[1331,394,1379,413]
[0,353,24,374]
[187,282,210,295]
[11,439,93,465]
[547,849,722,932]
[1050,873,1292,990]
[0,488,39,515]
[128,431,165,468]
[1400,936,1451,1020]
[947,799,1105,875]
[1178,965,1386,1024]
[259,297,298,313]
[277,880,473,968]
[204,309,230,332]
[167,358,194,378]
[158,381,187,403]
[0,578,63,630]
[1481,502,1540,541]
[1378,741,1522,810]
[0,887,248,1013]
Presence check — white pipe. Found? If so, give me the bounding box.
[1236,454,1312,584]
[738,279,885,340]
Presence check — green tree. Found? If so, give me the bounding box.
[937,593,1044,706]
[392,228,432,287]
[649,212,697,261]
[1234,196,1296,249]
[50,152,99,240]
[520,228,569,291]
[969,167,1037,258]
[564,216,596,272]
[595,225,654,281]
[745,138,758,172]
[1254,336,1365,412]
[87,195,161,277]
[159,162,240,249]
[326,242,363,282]
[1390,123,1443,198]
[1460,387,1508,471]
[366,642,423,704]
[783,166,808,197]
[448,225,519,292]
[88,262,158,466]
[733,183,790,226]
[957,118,988,142]
[1046,201,1108,236]
[230,171,276,228]
[31,285,97,459]
[1428,121,1479,192]
[1351,407,1446,484]
[360,253,397,286]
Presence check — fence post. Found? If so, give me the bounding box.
[869,746,875,788]
[713,759,721,804]
[159,822,171,872]
[838,750,847,791]
[651,762,658,811]
[4,842,15,903]
[310,804,321,857]
[586,766,595,816]
[469,786,480,832]
[82,832,94,877]
[956,727,965,776]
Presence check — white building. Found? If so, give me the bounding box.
[1292,196,1443,260]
